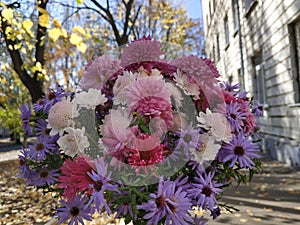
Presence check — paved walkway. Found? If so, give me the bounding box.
[209,158,300,225]
[1,138,299,225]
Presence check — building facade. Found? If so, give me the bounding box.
[202,0,300,165]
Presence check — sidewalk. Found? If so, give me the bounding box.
[0,137,35,161]
[210,158,300,225]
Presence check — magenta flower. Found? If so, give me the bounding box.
[58,157,94,200]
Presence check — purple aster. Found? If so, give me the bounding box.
[17,148,31,179]
[220,81,240,92]
[28,136,57,161]
[137,177,193,225]
[19,104,32,135]
[210,206,221,220]
[226,101,247,132]
[176,123,201,154]
[34,118,51,137]
[193,215,208,225]
[237,90,249,100]
[252,101,264,117]
[33,98,47,113]
[31,167,59,187]
[188,171,222,211]
[219,132,260,168]
[43,86,70,113]
[56,194,94,225]
[88,157,119,214]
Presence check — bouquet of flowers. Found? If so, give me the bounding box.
[19,37,263,225]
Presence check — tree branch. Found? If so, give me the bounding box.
[34,0,48,80]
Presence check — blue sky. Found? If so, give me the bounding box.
[185,0,202,19]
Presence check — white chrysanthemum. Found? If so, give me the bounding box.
[197,108,232,143]
[57,127,89,157]
[74,88,107,108]
[47,97,77,136]
[136,67,163,79]
[173,69,200,100]
[190,133,221,164]
[113,71,136,105]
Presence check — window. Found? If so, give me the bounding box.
[232,0,238,32]
[224,15,230,47]
[252,52,267,105]
[289,18,300,102]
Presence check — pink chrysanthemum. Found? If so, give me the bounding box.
[127,144,165,168]
[58,156,94,200]
[171,55,217,84]
[101,109,136,152]
[125,77,171,107]
[134,96,174,129]
[120,38,164,67]
[124,133,166,173]
[79,55,122,90]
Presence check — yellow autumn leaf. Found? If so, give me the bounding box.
[1,8,14,21]
[72,26,87,37]
[36,7,49,15]
[39,14,50,28]
[60,28,68,38]
[49,28,61,42]
[77,42,87,53]
[76,0,85,4]
[70,33,82,45]
[52,18,62,28]
[21,47,27,54]
[22,20,33,32]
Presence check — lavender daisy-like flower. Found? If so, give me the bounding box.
[219,132,260,168]
[44,86,70,113]
[226,101,247,132]
[176,123,201,154]
[137,177,193,225]
[252,101,264,117]
[188,171,222,211]
[88,157,119,214]
[220,81,240,92]
[17,148,31,179]
[31,167,59,186]
[28,136,57,161]
[56,194,94,225]
[19,104,32,135]
[34,119,51,137]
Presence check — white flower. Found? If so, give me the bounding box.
[57,127,90,157]
[137,67,163,79]
[113,71,136,105]
[197,108,232,143]
[173,69,200,100]
[74,88,107,108]
[190,133,221,164]
[47,97,77,136]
